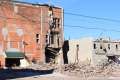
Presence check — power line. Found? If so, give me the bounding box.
[62,11,120,23]
[2,0,120,23]
[1,1,120,33]
[64,25,120,33]
[0,13,120,33]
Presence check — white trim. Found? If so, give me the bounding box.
[61,8,64,43]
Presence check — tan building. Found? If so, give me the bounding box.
[0,0,64,68]
[63,37,120,66]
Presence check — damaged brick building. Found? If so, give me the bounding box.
[0,0,64,68]
[63,37,120,66]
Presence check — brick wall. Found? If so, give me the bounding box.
[0,1,64,64]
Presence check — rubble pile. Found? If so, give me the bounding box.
[27,63,55,70]
[57,62,120,77]
[14,61,120,78]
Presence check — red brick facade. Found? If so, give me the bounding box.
[0,0,64,67]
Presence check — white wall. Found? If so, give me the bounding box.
[67,37,93,64]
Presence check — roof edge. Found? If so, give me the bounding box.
[12,0,62,9]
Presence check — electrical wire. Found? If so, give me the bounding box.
[2,0,120,23]
[0,1,120,34]
[64,25,120,33]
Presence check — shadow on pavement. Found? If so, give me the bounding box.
[0,68,54,80]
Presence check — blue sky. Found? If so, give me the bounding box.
[22,0,120,40]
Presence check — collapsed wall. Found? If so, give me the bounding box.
[63,38,120,66]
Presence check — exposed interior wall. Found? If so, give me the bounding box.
[78,38,93,64]
[92,41,108,66]
[92,39,120,66]
[66,37,93,64]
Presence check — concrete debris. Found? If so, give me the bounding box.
[11,61,120,78]
[55,62,120,78]
[1,62,120,80]
[24,62,120,77]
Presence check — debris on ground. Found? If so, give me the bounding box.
[55,61,120,78]
[1,61,120,80]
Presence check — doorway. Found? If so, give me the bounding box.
[5,58,21,67]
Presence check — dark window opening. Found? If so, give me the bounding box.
[46,34,50,46]
[32,58,37,64]
[57,18,60,28]
[108,44,110,49]
[6,58,20,67]
[36,34,39,38]
[116,44,118,49]
[53,18,57,28]
[36,39,39,44]
[58,24,60,28]
[51,18,60,29]
[51,35,54,44]
[49,6,53,11]
[57,38,59,47]
[76,44,79,51]
[107,56,116,62]
[76,44,79,48]
[76,44,79,63]
[36,34,40,44]
[100,45,102,49]
[46,35,48,43]
[94,43,96,49]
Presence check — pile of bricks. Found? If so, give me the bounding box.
[56,62,120,78]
